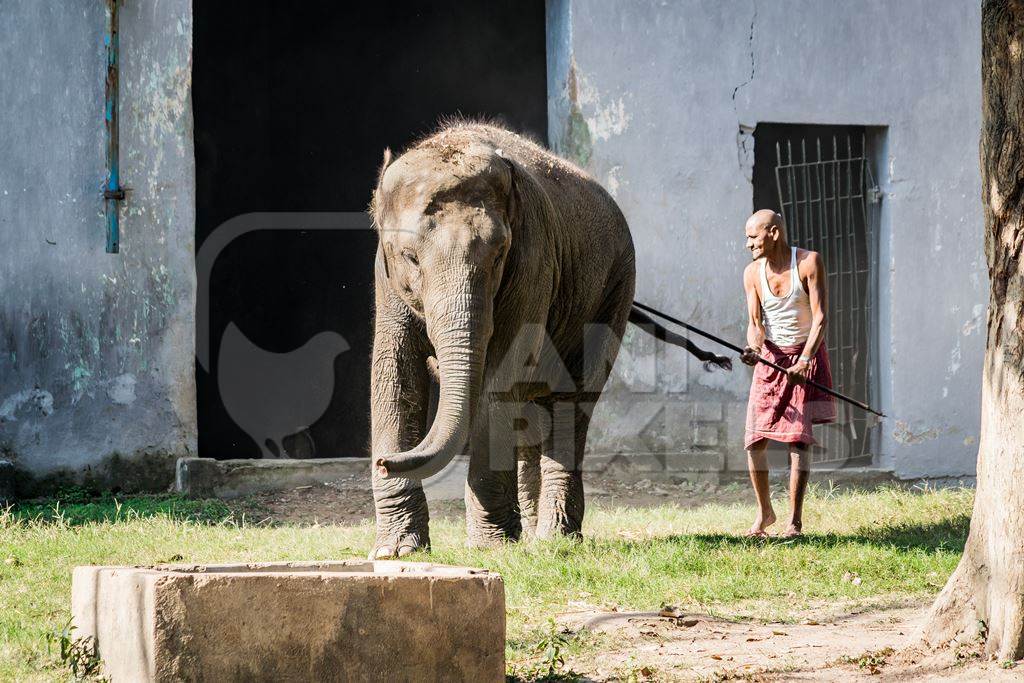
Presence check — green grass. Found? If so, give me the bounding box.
[0,485,972,681]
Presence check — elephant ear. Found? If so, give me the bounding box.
[376,148,393,189]
[381,241,392,280]
[371,148,394,230]
[497,152,520,228]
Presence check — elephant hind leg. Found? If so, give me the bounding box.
[536,401,590,540]
[517,445,541,540]
[465,459,521,547]
[465,416,522,548]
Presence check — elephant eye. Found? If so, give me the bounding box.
[402,250,419,267]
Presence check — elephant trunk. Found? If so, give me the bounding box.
[376,269,491,479]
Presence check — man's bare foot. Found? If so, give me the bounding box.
[780,522,802,538]
[746,510,776,536]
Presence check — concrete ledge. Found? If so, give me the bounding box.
[0,460,14,504]
[72,560,506,682]
[174,456,471,500]
[175,457,369,499]
[174,456,910,502]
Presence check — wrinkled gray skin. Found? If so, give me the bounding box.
[368,123,635,558]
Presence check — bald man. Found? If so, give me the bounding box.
[740,210,836,538]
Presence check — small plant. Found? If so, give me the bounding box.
[535,618,571,678]
[508,619,582,682]
[838,646,893,673]
[45,618,106,681]
[950,619,989,665]
[51,484,97,505]
[618,655,657,682]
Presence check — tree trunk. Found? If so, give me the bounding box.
[918,0,1024,662]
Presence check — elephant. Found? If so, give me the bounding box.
[367,122,728,558]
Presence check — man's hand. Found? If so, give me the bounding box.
[740,346,761,366]
[787,359,811,384]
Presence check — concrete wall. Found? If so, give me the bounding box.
[548,0,985,478]
[0,0,983,488]
[0,0,196,490]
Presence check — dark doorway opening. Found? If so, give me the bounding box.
[193,1,548,459]
[752,123,880,468]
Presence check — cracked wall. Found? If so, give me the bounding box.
[0,0,196,489]
[547,0,985,479]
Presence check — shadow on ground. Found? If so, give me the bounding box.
[6,494,233,526]
[678,517,970,553]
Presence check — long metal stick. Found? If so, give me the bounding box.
[631,300,886,418]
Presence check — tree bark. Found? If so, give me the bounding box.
[918,0,1024,661]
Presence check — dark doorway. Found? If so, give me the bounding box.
[193,2,548,459]
[752,123,880,468]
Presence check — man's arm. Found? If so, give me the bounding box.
[789,251,828,383]
[741,262,765,366]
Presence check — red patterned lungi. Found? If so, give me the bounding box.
[744,340,837,449]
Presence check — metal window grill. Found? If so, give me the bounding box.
[775,135,881,467]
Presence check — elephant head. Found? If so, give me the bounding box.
[371,141,517,480]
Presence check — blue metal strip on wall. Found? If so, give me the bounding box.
[104,0,123,253]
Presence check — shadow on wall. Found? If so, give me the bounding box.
[4,452,180,500]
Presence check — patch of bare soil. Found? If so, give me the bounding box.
[556,605,1021,681]
[227,473,463,526]
[228,471,750,527]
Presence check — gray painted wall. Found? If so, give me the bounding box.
[0,0,983,488]
[0,0,195,488]
[548,0,985,478]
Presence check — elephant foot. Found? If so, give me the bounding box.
[535,465,584,540]
[465,521,521,549]
[468,518,524,548]
[519,514,537,542]
[465,534,516,550]
[534,521,583,541]
[534,503,583,540]
[368,528,430,559]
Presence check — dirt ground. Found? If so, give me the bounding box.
[228,473,1017,681]
[556,605,1020,681]
[229,469,750,527]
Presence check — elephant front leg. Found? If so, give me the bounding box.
[536,402,589,539]
[371,470,430,558]
[371,399,431,558]
[464,404,522,547]
[369,286,432,559]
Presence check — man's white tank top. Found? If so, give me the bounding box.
[760,247,812,347]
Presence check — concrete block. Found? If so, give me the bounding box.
[690,401,724,422]
[175,457,369,499]
[72,560,505,682]
[664,451,725,473]
[580,453,617,473]
[175,456,469,501]
[597,453,665,475]
[423,455,469,501]
[692,423,720,446]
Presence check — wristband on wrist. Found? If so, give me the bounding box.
[798,355,811,363]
